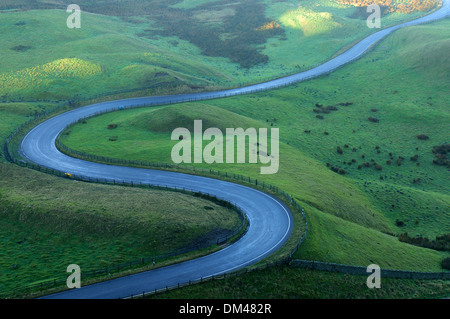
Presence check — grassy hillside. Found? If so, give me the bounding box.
[144,266,450,299]
[0,163,241,295]
[0,1,437,104]
[0,0,447,298]
[61,19,450,271]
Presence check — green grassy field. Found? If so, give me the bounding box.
[0,0,447,298]
[145,266,450,299]
[0,1,435,103]
[0,163,242,296]
[60,19,450,272]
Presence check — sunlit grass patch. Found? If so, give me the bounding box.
[0,58,102,93]
[280,7,341,36]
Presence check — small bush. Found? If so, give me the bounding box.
[442,257,450,270]
[417,134,429,140]
[11,45,32,52]
[399,233,450,252]
[395,219,405,227]
[108,123,118,130]
[432,144,450,167]
[368,117,379,123]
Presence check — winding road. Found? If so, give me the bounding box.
[19,1,449,299]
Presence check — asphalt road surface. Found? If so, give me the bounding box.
[19,1,449,299]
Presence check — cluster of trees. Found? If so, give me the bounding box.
[398,233,450,252]
[336,0,438,13]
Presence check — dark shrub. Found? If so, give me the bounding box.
[316,115,324,120]
[410,154,419,162]
[417,134,429,140]
[368,117,379,123]
[107,123,118,129]
[327,106,338,111]
[395,219,404,227]
[399,233,450,252]
[432,144,450,167]
[337,146,343,154]
[442,257,450,270]
[11,45,32,52]
[154,72,169,77]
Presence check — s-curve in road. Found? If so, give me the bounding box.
[20,1,449,299]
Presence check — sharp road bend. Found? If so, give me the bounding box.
[18,1,449,299]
